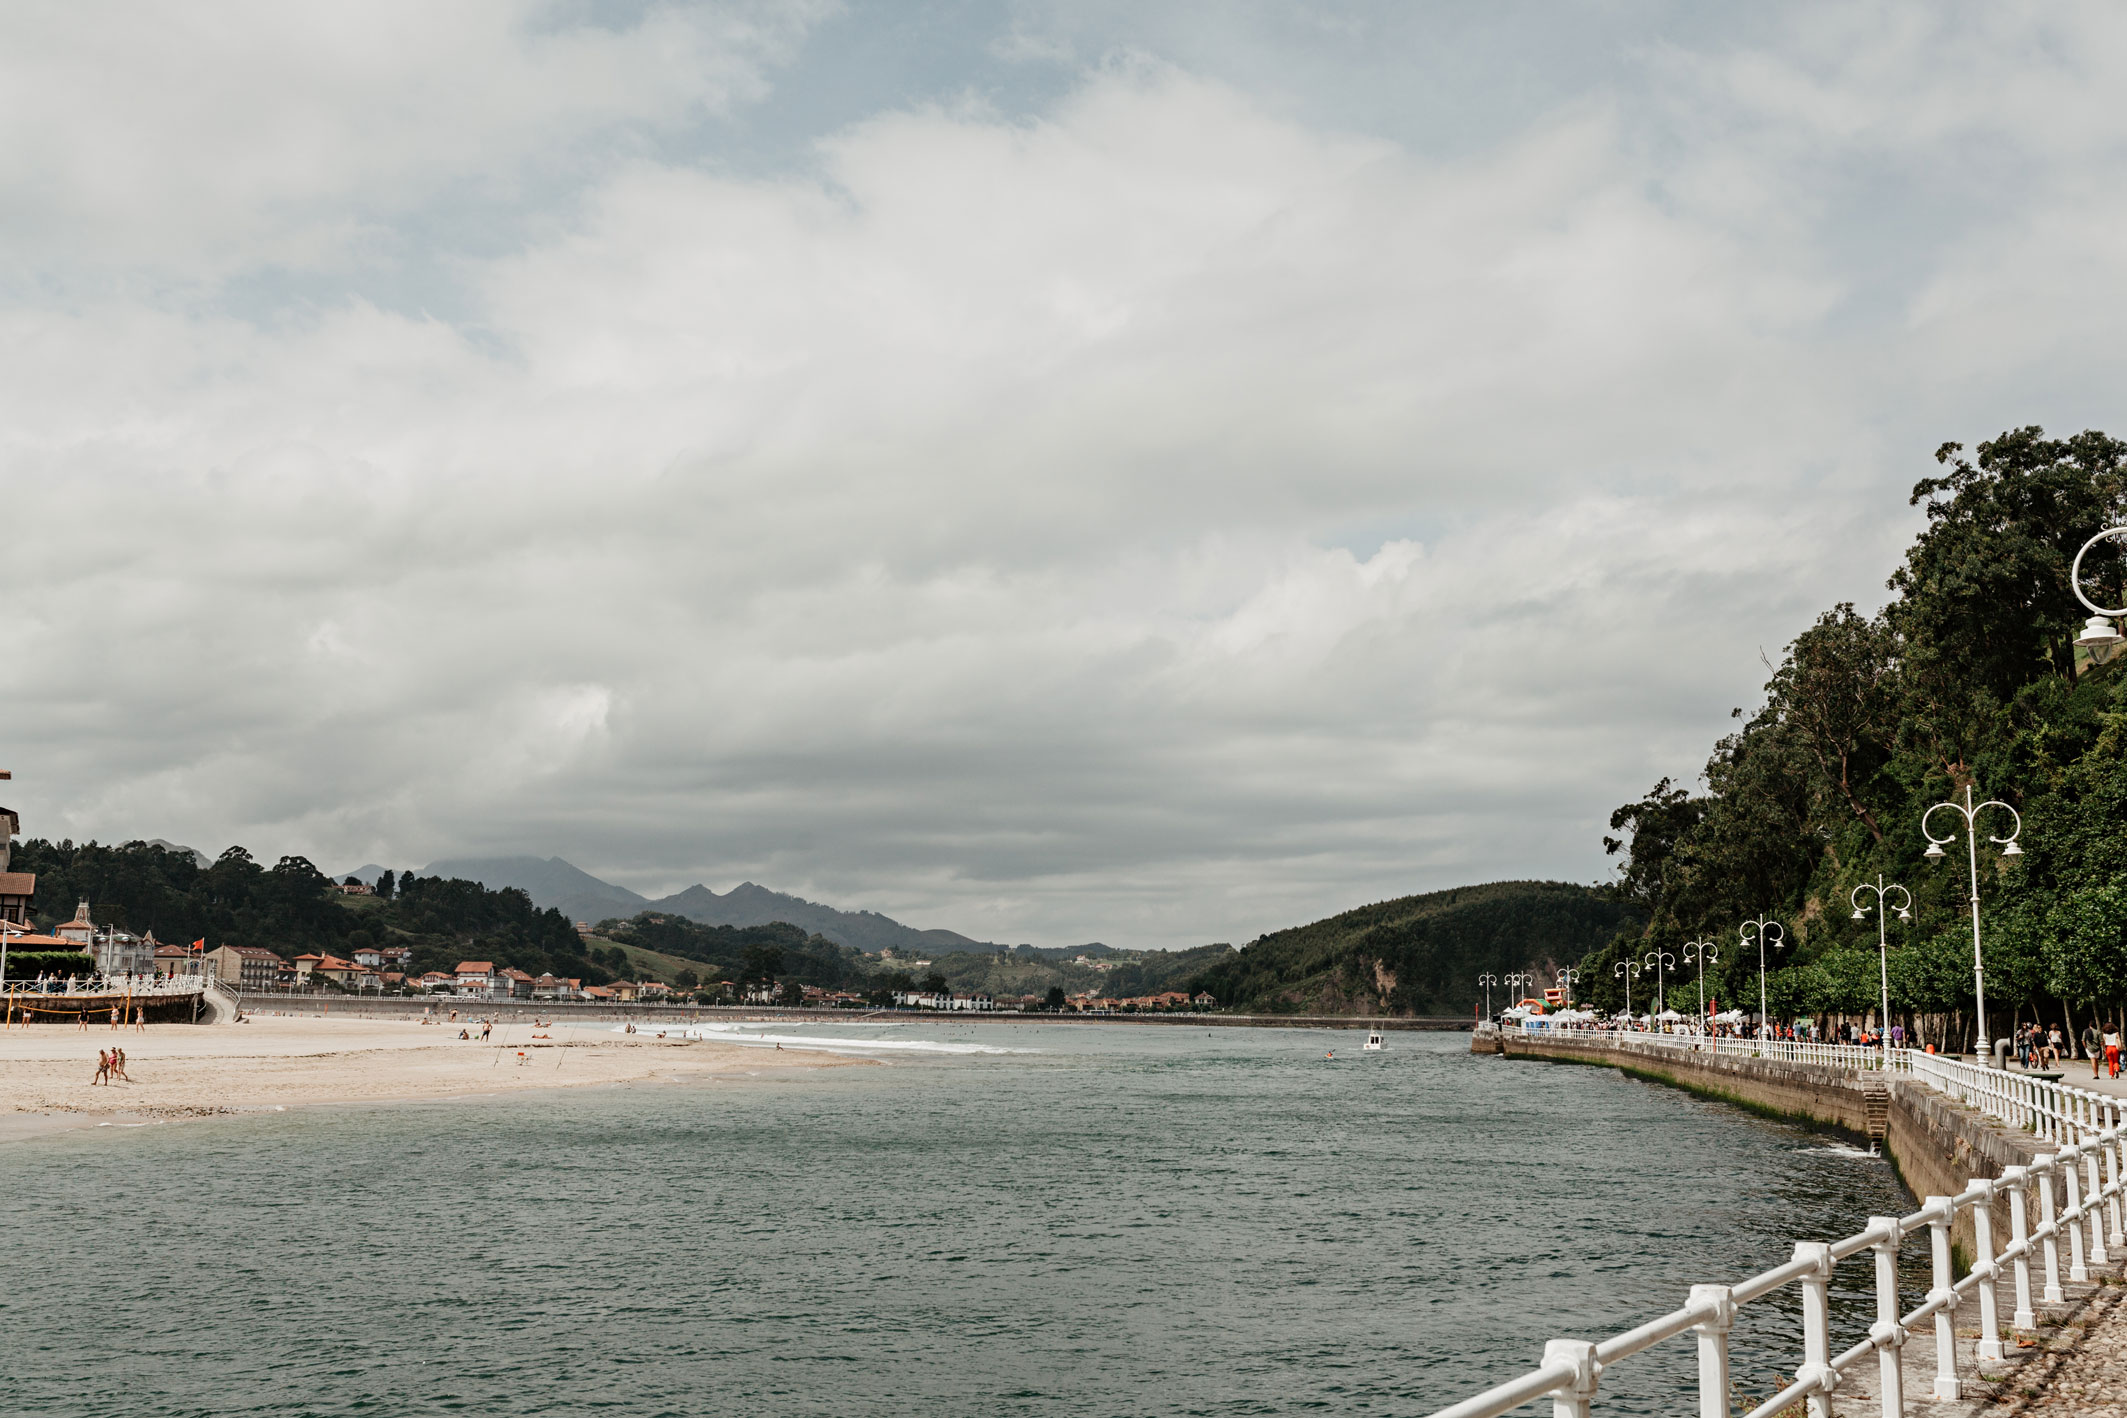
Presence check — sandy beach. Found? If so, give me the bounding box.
[0,1014,862,1134]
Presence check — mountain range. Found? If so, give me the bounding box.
[342,855,999,956]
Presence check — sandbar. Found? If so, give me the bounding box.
[0,1014,861,1135]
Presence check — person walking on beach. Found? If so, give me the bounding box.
[480,1020,492,1042]
[91,1049,109,1086]
[132,1006,146,1033]
[111,1047,128,1082]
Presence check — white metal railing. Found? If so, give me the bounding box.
[1516,1024,1911,1073]
[1439,1036,2127,1417]
[3,974,206,998]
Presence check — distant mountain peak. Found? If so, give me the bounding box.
[416,857,996,954]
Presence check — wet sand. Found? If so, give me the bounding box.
[0,1014,861,1135]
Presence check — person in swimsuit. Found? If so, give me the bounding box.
[92,1049,109,1086]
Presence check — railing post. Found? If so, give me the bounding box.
[1688,1283,1733,1418]
[1541,1339,1600,1418]
[2064,1145,2091,1282]
[1793,1241,1835,1418]
[1867,1216,1905,1418]
[2083,1140,2108,1267]
[2003,1166,2036,1330]
[2037,1156,2065,1304]
[1926,1197,1962,1399]
[1969,1178,2003,1362]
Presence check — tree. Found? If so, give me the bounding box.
[1892,427,2127,700]
[675,968,700,989]
[922,972,949,997]
[1044,985,1066,1010]
[1767,605,1898,843]
[742,944,786,984]
[376,869,396,900]
[778,978,806,1008]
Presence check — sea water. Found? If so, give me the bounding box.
[0,1025,1914,1416]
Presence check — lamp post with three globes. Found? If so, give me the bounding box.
[1922,786,2022,1065]
[1682,938,1718,1037]
[1613,957,1641,1027]
[1849,875,1912,1070]
[1739,915,1785,1039]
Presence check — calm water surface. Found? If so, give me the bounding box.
[0,1024,1913,1417]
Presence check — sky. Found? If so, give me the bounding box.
[6,1,2127,948]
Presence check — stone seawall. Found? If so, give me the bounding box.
[1489,1031,2053,1262]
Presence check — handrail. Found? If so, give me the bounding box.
[1434,1032,2127,1418]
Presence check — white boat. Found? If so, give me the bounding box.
[1363,1030,1385,1052]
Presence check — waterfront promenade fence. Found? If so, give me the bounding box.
[1437,1028,2127,1418]
[4,974,205,998]
[1502,1024,1909,1074]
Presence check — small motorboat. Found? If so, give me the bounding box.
[1363,1031,1385,1052]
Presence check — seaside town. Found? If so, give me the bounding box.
[3,796,1218,1016]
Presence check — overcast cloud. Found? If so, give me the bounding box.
[5,1,2125,947]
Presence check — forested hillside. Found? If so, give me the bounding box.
[1582,427,2127,1046]
[591,913,874,991]
[10,839,610,986]
[1187,881,1635,1015]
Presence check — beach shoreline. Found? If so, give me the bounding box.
[0,1015,866,1138]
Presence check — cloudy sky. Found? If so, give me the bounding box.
[5,2,2125,948]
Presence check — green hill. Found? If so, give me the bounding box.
[1186,881,1638,1016]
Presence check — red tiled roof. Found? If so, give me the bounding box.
[3,932,76,948]
[454,961,492,974]
[500,968,534,981]
[0,871,36,895]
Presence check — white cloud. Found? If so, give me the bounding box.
[1,7,2121,946]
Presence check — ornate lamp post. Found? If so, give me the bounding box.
[1477,972,1498,1024]
[1923,784,2023,1065]
[1850,875,1912,1069]
[1613,957,1641,1027]
[1739,915,1786,1038]
[1682,938,1718,1035]
[1643,948,1677,1020]
[2071,527,2127,664]
[1556,967,1582,1006]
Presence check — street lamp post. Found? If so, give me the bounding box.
[1682,938,1718,1037]
[1923,784,2023,1065]
[1643,949,1677,1021]
[1739,915,1786,1039]
[1503,972,1536,1018]
[1556,967,1582,1006]
[2071,527,2127,664]
[1614,957,1641,1027]
[1849,875,1912,1070]
[1477,973,1498,1024]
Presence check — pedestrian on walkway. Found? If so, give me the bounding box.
[2086,1022,2103,1079]
[2106,1025,2122,1081]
